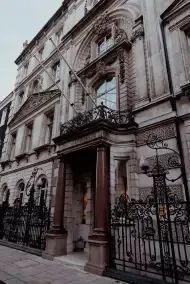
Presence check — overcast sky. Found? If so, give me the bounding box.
[0,0,62,100]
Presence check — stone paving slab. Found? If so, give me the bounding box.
[0,246,125,284]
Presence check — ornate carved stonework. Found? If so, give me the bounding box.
[131,25,144,43]
[137,123,176,146]
[9,90,60,127]
[93,12,111,36]
[139,184,184,201]
[114,22,128,44]
[117,48,125,84]
[96,61,106,78]
[145,152,181,171]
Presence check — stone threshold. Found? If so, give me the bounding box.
[55,252,88,270]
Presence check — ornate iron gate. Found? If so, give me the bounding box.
[107,135,190,284]
[0,168,50,250]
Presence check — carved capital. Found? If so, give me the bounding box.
[131,25,144,43]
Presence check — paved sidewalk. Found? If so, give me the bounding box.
[0,245,124,284]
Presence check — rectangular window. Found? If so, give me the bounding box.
[23,62,29,78]
[38,46,44,61]
[97,34,113,56]
[24,123,33,152]
[52,61,60,82]
[45,112,54,144]
[18,91,24,106]
[0,108,7,127]
[55,28,63,45]
[10,133,16,160]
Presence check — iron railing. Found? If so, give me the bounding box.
[60,104,136,135]
[0,198,50,250]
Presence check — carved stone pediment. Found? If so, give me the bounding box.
[9,90,60,127]
[161,0,190,21]
[77,40,131,79]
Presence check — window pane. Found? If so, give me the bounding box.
[107,77,116,91]
[96,77,116,109]
[97,81,106,96]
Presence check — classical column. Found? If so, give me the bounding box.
[45,158,67,257]
[85,145,110,275]
[94,145,109,236]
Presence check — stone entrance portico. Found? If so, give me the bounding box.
[45,107,138,275]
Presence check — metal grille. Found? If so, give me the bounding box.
[0,198,50,250]
[109,189,190,283]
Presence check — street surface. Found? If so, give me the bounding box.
[0,245,124,284]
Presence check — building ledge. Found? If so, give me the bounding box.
[15,153,29,164]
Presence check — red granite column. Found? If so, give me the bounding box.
[51,158,66,234]
[45,158,67,257]
[85,145,110,275]
[94,145,109,238]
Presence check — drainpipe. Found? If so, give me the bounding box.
[160,20,190,205]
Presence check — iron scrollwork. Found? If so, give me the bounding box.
[0,168,50,250]
[109,134,190,283]
[60,103,136,136]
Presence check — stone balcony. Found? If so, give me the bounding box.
[60,104,138,138]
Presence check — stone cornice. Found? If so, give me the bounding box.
[15,0,114,65]
[161,0,190,22]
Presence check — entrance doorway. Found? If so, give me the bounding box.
[65,149,96,255]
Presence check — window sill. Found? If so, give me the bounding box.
[15,152,29,163]
[0,159,11,170]
[34,144,51,156]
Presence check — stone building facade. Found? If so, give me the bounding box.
[1,0,190,280]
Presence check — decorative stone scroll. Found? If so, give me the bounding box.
[137,123,176,146]
[131,25,144,43]
[93,12,111,36]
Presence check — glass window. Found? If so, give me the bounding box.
[10,133,16,160]
[55,28,63,45]
[97,34,113,56]
[96,77,117,109]
[45,112,54,145]
[18,182,25,205]
[52,61,60,81]
[36,176,48,206]
[25,123,33,153]
[0,108,7,127]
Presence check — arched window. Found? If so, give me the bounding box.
[16,180,25,204]
[0,184,9,204]
[96,76,117,109]
[36,176,48,206]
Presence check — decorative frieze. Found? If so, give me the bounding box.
[138,152,181,174]
[137,123,176,146]
[139,184,184,201]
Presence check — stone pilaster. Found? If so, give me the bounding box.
[45,158,67,256]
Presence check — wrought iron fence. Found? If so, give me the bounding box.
[107,134,190,284]
[0,198,50,250]
[60,103,136,135]
[0,168,50,250]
